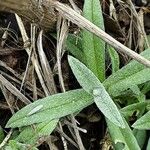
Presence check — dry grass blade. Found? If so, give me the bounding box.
[19,23,33,94]
[0,84,15,114]
[37,30,57,94]
[56,16,68,92]
[0,74,31,104]
[0,60,20,77]
[0,102,12,110]
[68,0,81,14]
[126,0,149,48]
[137,9,145,52]
[47,1,150,67]
[0,57,44,98]
[56,127,78,148]
[15,14,49,96]
[0,70,44,98]
[1,22,11,47]
[31,65,38,100]
[64,120,87,133]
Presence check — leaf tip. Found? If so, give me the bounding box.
[5,122,11,128]
[68,55,76,65]
[131,121,143,129]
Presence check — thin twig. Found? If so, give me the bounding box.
[37,30,57,94]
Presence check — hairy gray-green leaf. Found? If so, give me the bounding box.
[141,81,150,94]
[104,48,150,97]
[108,45,120,73]
[6,89,93,128]
[68,56,125,128]
[133,129,146,149]
[4,140,38,150]
[146,137,150,150]
[82,0,105,81]
[16,119,58,145]
[132,110,150,129]
[65,34,84,62]
[108,68,150,97]
[107,119,140,150]
[121,102,147,118]
[129,85,145,102]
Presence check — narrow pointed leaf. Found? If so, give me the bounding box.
[108,68,150,97]
[82,0,105,81]
[104,48,150,88]
[132,110,150,129]
[107,119,140,150]
[4,140,38,150]
[16,119,58,145]
[104,48,150,97]
[133,129,146,149]
[108,45,120,73]
[121,102,147,118]
[68,56,125,128]
[6,89,93,128]
[65,34,84,62]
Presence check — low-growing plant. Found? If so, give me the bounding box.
[2,0,150,149]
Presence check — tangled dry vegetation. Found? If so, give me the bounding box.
[1,0,150,150]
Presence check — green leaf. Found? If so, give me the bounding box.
[4,140,38,150]
[146,137,150,150]
[129,85,145,102]
[133,129,146,149]
[107,119,140,150]
[132,110,150,129]
[0,126,4,143]
[108,68,150,97]
[53,33,84,62]
[65,34,84,62]
[141,81,150,94]
[107,45,120,73]
[104,48,150,97]
[82,0,105,81]
[6,89,93,128]
[68,56,125,128]
[121,102,147,118]
[16,119,58,145]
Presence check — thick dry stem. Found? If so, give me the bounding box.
[0,0,56,30]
